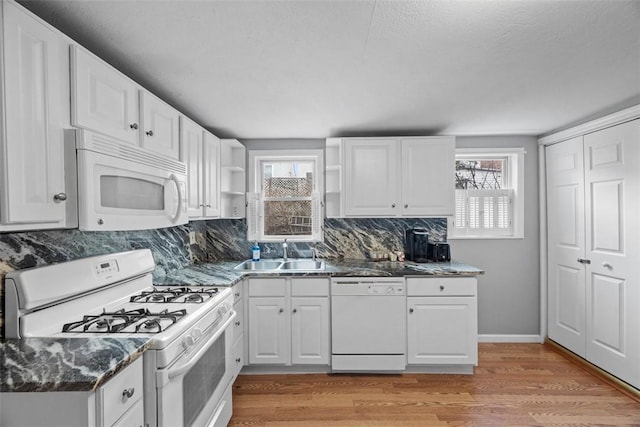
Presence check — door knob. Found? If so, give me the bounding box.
[53,192,67,202]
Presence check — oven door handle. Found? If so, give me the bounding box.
[161,311,236,383]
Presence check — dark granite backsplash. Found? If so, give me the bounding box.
[0,217,445,337]
[204,217,446,261]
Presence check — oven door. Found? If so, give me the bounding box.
[75,133,187,231]
[156,311,236,427]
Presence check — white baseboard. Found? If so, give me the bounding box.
[478,334,543,343]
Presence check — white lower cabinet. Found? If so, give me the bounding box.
[0,357,143,427]
[231,280,245,380]
[247,277,330,366]
[406,277,478,367]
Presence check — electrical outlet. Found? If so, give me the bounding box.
[189,232,197,245]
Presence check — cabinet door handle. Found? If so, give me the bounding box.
[279,308,284,313]
[602,262,613,269]
[146,130,154,136]
[391,203,396,208]
[577,258,591,264]
[53,192,67,202]
[129,123,139,130]
[439,285,445,291]
[122,387,135,400]
[235,357,241,363]
[404,204,408,208]
[234,292,240,297]
[292,308,297,314]
[235,320,240,326]
[409,308,414,314]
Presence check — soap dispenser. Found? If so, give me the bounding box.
[252,242,261,261]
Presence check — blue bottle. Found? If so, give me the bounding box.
[252,242,260,261]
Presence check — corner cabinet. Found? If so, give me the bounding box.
[406,277,478,371]
[247,277,330,366]
[0,0,77,232]
[340,136,455,217]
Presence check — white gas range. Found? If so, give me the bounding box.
[4,249,236,427]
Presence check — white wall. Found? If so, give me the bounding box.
[451,136,540,338]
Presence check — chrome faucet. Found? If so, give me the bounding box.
[282,239,288,261]
[311,243,318,261]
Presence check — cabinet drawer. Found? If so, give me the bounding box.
[291,277,329,297]
[406,277,477,296]
[99,357,143,427]
[248,278,287,296]
[232,281,244,304]
[231,333,244,380]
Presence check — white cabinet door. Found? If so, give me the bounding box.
[140,91,180,159]
[248,297,290,365]
[71,45,140,145]
[1,2,68,226]
[180,116,204,218]
[401,137,455,216]
[546,137,587,357]
[291,297,330,365]
[407,296,477,365]
[583,120,640,388]
[203,132,221,218]
[344,139,399,216]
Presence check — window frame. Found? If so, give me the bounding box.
[449,147,525,240]
[247,149,324,242]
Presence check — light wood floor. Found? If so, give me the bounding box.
[229,343,640,426]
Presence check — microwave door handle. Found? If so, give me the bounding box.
[163,311,236,383]
[169,174,183,224]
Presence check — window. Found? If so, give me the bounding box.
[450,148,525,239]
[247,150,323,242]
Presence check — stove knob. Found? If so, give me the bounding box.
[192,328,203,339]
[182,335,195,349]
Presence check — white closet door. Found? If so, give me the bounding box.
[546,136,586,357]
[584,119,640,388]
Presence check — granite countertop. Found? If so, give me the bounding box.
[154,258,484,286]
[3,259,481,393]
[0,338,150,393]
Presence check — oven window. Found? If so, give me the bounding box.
[100,175,165,210]
[182,331,226,427]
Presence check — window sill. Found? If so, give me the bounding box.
[448,234,524,240]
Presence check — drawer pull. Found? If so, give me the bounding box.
[440,285,445,291]
[236,357,241,363]
[122,387,135,400]
[235,292,240,297]
[235,321,241,326]
[409,308,414,313]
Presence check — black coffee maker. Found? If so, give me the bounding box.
[405,228,430,263]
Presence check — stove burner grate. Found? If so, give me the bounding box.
[62,308,187,334]
[129,287,219,303]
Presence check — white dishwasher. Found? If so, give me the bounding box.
[331,278,406,372]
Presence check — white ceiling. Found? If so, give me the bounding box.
[18,0,640,139]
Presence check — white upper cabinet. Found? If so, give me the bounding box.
[180,117,221,220]
[140,91,180,159]
[344,138,399,216]
[0,1,76,231]
[71,45,181,159]
[71,45,140,145]
[180,116,205,218]
[202,131,221,218]
[220,139,246,218]
[401,137,455,216]
[342,136,455,217]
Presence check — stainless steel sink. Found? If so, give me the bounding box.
[234,259,325,271]
[234,260,283,270]
[279,259,325,271]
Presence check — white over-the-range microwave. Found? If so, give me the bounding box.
[67,129,188,231]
